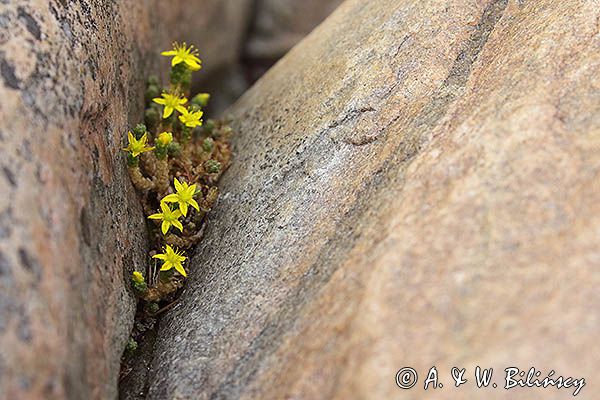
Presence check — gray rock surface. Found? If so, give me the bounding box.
[147,0,600,399]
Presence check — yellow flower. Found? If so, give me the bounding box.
[148,201,183,235]
[161,42,202,71]
[123,132,155,157]
[178,108,203,128]
[153,245,187,277]
[157,131,173,146]
[162,178,200,216]
[153,92,188,119]
[132,271,145,284]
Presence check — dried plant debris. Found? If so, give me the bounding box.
[122,42,232,342]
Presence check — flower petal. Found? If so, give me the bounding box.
[162,194,179,203]
[160,261,173,271]
[160,202,171,213]
[163,106,174,119]
[185,60,201,71]
[161,50,176,56]
[152,254,167,260]
[148,213,163,220]
[188,54,201,63]
[172,56,183,66]
[179,202,188,217]
[174,263,187,277]
[172,220,183,232]
[174,178,183,192]
[189,198,200,211]
[161,221,170,235]
[153,97,166,105]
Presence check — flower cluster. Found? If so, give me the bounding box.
[123,42,233,309]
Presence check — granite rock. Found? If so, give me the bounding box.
[0,0,226,398]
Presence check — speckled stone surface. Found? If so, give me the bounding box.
[147,0,600,399]
[0,1,235,398]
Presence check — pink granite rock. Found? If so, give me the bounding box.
[0,0,240,398]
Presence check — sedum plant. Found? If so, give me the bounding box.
[123,42,232,308]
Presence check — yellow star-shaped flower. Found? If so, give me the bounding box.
[161,178,200,216]
[178,108,203,128]
[153,92,188,119]
[161,42,202,71]
[148,201,183,235]
[123,132,155,157]
[153,245,187,277]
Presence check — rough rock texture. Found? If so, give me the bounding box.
[0,1,232,399]
[148,0,600,399]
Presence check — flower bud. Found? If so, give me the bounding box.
[131,271,148,292]
[132,271,145,284]
[157,132,173,146]
[192,93,210,107]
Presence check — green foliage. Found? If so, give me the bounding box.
[125,338,138,353]
[204,159,221,174]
